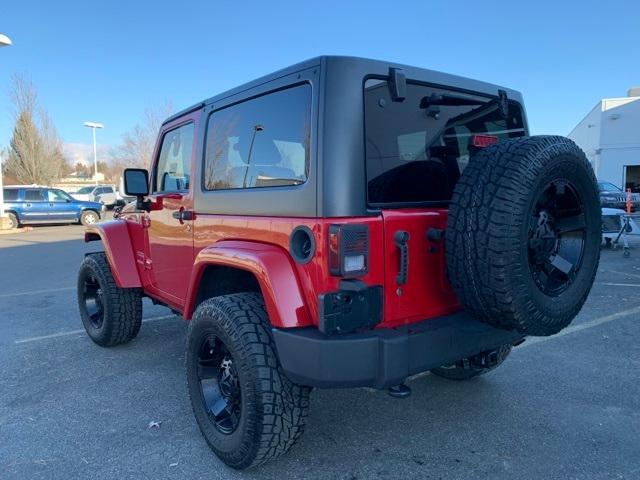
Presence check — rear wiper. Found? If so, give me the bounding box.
[420,90,509,119]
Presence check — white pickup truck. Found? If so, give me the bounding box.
[72,185,124,208]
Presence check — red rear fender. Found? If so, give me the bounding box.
[84,221,141,289]
[184,241,311,328]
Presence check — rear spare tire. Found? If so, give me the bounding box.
[446,136,600,336]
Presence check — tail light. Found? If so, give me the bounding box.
[328,224,369,277]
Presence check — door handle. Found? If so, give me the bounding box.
[394,230,410,285]
[172,209,194,223]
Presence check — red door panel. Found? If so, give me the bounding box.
[147,194,194,303]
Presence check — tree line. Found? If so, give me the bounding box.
[1,74,171,186]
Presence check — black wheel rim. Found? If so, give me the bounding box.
[83,274,104,328]
[197,335,241,435]
[527,179,587,296]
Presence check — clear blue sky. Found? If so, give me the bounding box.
[1,0,638,152]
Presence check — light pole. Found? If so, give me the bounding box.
[84,121,103,185]
[0,33,12,229]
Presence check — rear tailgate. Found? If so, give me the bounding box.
[381,209,459,327]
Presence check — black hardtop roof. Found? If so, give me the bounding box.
[162,55,523,126]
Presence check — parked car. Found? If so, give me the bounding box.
[76,56,601,469]
[598,181,640,211]
[72,184,123,208]
[3,186,105,228]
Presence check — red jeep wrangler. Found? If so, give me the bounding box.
[77,56,601,469]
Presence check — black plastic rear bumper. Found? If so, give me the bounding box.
[272,311,524,389]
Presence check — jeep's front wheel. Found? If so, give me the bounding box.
[77,253,142,347]
[186,293,310,469]
[430,344,512,381]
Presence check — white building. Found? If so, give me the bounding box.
[568,88,640,192]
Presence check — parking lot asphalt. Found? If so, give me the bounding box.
[1,223,640,480]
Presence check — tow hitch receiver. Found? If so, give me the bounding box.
[467,349,503,369]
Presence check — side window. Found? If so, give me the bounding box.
[154,123,195,193]
[24,189,44,202]
[204,84,311,190]
[104,187,114,194]
[3,189,18,201]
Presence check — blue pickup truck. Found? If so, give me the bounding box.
[3,186,105,229]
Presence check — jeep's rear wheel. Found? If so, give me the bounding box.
[431,345,512,381]
[77,253,142,346]
[186,293,310,470]
[446,136,601,336]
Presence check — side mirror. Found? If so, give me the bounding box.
[123,168,150,197]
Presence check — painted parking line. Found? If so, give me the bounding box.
[14,314,177,344]
[0,286,75,299]
[519,304,640,349]
[597,282,640,288]
[600,269,640,281]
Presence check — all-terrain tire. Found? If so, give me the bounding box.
[431,345,512,380]
[186,293,310,470]
[446,136,601,336]
[80,210,99,226]
[77,253,142,346]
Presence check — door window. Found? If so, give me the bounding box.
[24,189,44,202]
[153,123,195,193]
[47,190,73,202]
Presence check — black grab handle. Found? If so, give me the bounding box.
[394,231,410,285]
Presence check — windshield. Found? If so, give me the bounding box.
[598,182,621,192]
[76,186,94,194]
[364,79,526,205]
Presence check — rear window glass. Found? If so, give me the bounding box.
[203,84,311,190]
[3,189,18,201]
[24,189,44,201]
[364,79,526,205]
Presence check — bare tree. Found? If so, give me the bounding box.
[110,101,173,170]
[4,74,67,185]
